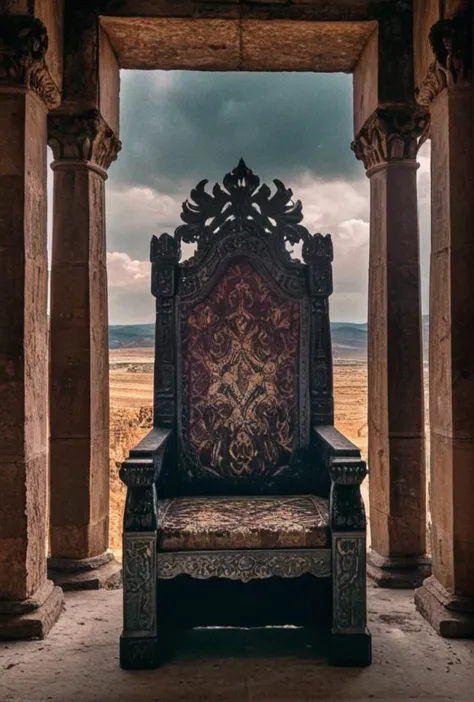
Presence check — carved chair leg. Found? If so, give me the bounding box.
[120,532,161,670]
[330,532,372,666]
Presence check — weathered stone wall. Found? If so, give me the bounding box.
[35,0,64,91]
[99,26,120,134]
[413,0,440,92]
[353,26,377,134]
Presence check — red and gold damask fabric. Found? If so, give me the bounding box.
[157,495,330,550]
[182,261,301,479]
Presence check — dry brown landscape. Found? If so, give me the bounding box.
[108,347,372,554]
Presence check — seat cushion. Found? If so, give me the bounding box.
[157,495,329,551]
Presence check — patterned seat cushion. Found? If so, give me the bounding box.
[157,495,329,551]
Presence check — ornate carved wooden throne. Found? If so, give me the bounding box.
[119,160,371,669]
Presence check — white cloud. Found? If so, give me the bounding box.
[106,184,182,258]
[107,252,154,325]
[337,218,369,247]
[290,172,369,232]
[286,175,370,323]
[107,252,150,289]
[417,140,431,206]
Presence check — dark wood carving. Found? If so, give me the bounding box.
[123,535,157,634]
[176,158,310,258]
[120,162,370,670]
[332,534,367,632]
[150,160,334,494]
[151,234,179,427]
[157,549,331,582]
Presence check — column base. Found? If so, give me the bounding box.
[415,575,474,638]
[367,549,431,588]
[0,581,64,640]
[48,551,122,591]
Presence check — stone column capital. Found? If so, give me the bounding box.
[0,15,61,109]
[416,15,472,106]
[351,106,430,174]
[48,110,122,175]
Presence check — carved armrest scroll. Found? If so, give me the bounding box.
[313,425,367,532]
[120,428,172,533]
[329,457,367,486]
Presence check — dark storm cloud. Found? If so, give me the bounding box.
[108,70,361,193]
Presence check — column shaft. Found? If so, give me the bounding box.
[368,162,426,557]
[47,111,122,589]
[414,13,474,637]
[0,90,49,601]
[429,87,474,597]
[0,16,63,639]
[352,106,431,587]
[49,165,109,559]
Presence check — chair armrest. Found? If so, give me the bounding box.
[120,427,172,532]
[313,425,367,484]
[128,427,171,459]
[313,425,362,458]
[313,425,367,532]
[120,427,171,487]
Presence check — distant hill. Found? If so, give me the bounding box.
[109,316,429,360]
[109,324,155,349]
[330,323,367,360]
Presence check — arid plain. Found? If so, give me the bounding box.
[109,348,429,555]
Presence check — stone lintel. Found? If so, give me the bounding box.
[48,109,122,173]
[0,15,61,109]
[100,15,376,72]
[351,105,430,173]
[415,576,474,638]
[0,586,64,641]
[368,550,431,589]
[416,14,472,106]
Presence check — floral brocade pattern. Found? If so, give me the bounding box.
[157,495,330,551]
[183,262,300,478]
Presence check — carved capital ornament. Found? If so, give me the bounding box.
[351,107,430,172]
[0,16,60,109]
[48,110,122,174]
[416,16,472,106]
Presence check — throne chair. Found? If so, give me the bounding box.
[119,160,371,669]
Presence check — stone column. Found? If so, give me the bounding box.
[47,110,122,589]
[352,106,431,587]
[414,15,474,637]
[0,16,64,639]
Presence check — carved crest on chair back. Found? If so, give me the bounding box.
[151,160,334,493]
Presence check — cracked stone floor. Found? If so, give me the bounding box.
[1,585,473,702]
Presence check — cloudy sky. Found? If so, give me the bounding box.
[52,70,431,325]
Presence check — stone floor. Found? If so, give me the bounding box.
[0,586,473,702]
